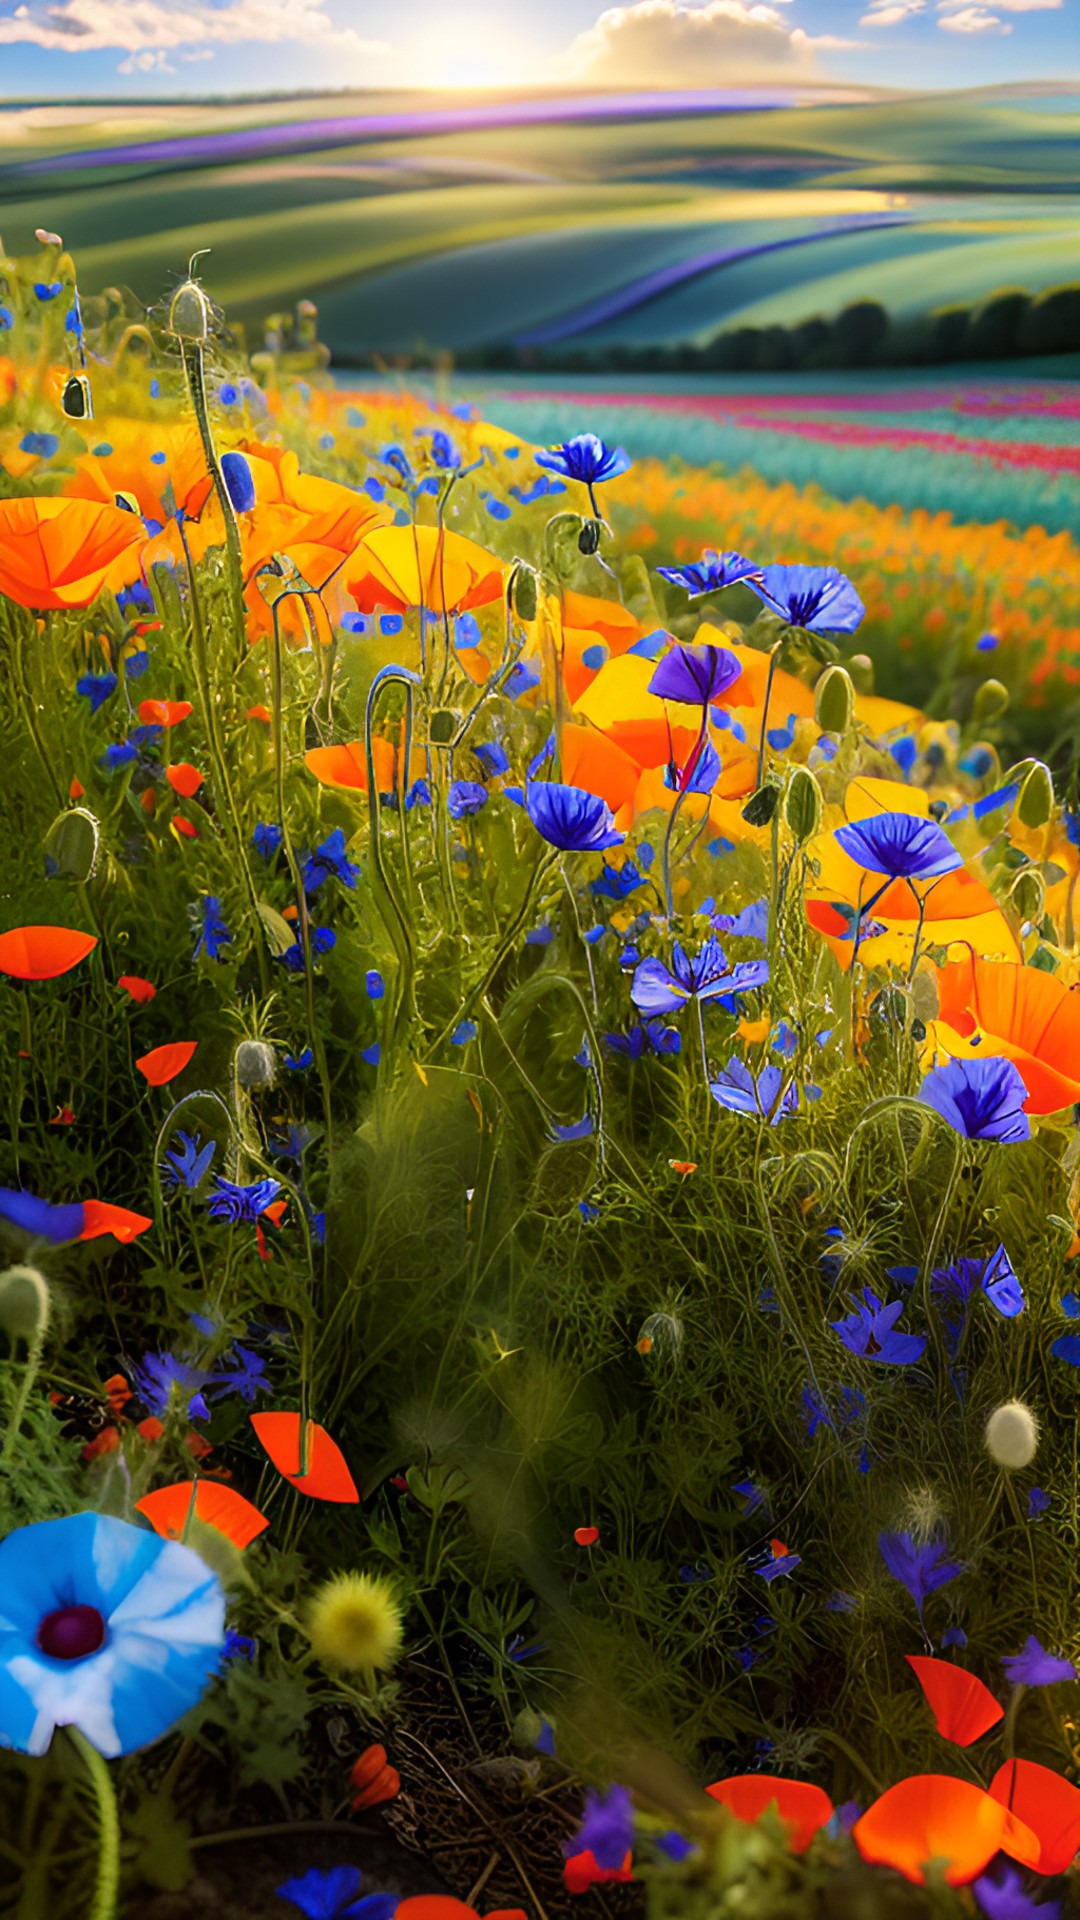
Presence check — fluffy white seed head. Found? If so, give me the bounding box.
[235,1039,276,1089]
[985,1400,1039,1470]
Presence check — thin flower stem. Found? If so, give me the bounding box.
[69,1730,120,1920]
[660,705,709,918]
[755,640,782,789]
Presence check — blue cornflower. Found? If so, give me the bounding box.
[830,1290,926,1365]
[451,1019,477,1044]
[918,1056,1031,1144]
[20,431,59,460]
[0,305,12,329]
[709,1058,801,1124]
[285,1048,313,1071]
[193,896,232,962]
[278,927,336,972]
[133,1351,216,1422]
[657,549,761,596]
[252,822,283,860]
[932,1245,1024,1318]
[565,1783,634,1870]
[302,827,359,893]
[712,897,769,943]
[220,451,255,514]
[207,1176,281,1224]
[268,1123,314,1163]
[802,1384,831,1437]
[525,781,624,853]
[76,672,118,714]
[973,1862,1060,1920]
[366,969,384,999]
[474,740,509,777]
[755,1543,801,1582]
[605,1020,681,1059]
[34,281,63,301]
[550,1113,594,1143]
[535,433,632,511]
[733,1478,767,1516]
[879,1530,963,1623]
[835,812,962,881]
[100,741,137,771]
[591,859,645,901]
[749,563,865,635]
[211,1344,270,1406]
[161,1130,216,1192]
[276,1864,395,1920]
[1028,1487,1050,1518]
[1001,1636,1077,1687]
[221,1629,257,1663]
[632,937,769,1018]
[448,779,488,819]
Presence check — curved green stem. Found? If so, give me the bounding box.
[69,1729,120,1920]
[365,665,423,1061]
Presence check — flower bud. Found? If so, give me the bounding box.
[1017,760,1054,830]
[785,766,822,845]
[985,1400,1038,1470]
[973,679,1009,724]
[814,665,854,736]
[168,257,213,343]
[234,1039,276,1089]
[0,1266,50,1344]
[846,653,874,695]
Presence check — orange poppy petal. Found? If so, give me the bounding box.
[79,1199,153,1244]
[136,1041,197,1086]
[139,699,193,728]
[0,926,97,981]
[250,1411,358,1502]
[395,1901,480,1920]
[136,1479,270,1549]
[906,1657,1004,1746]
[705,1776,833,1852]
[166,763,204,798]
[117,974,157,1003]
[989,1760,1080,1875]
[853,1774,1039,1886]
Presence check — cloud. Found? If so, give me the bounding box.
[563,0,824,87]
[0,0,388,57]
[117,45,173,68]
[860,0,926,22]
[937,4,1010,25]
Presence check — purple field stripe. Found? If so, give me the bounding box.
[5,90,797,178]
[511,214,913,347]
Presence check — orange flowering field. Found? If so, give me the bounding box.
[2,238,1080,1920]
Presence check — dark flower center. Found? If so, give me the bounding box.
[37,1604,106,1661]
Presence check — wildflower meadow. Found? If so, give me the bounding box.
[3,230,1080,1920]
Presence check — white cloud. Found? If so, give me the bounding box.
[937,4,1011,26]
[0,0,387,57]
[117,45,173,68]
[564,0,823,86]
[860,0,926,22]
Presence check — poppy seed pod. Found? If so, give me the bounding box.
[0,1265,50,1344]
[234,1039,276,1089]
[168,261,213,344]
[814,665,855,736]
[785,766,822,845]
[985,1400,1038,1470]
[973,678,1009,724]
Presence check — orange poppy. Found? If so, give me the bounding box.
[931,955,1080,1114]
[853,1775,1040,1885]
[349,1742,401,1810]
[166,763,203,799]
[249,1411,358,1503]
[305,735,426,798]
[989,1760,1080,1875]
[0,926,97,980]
[136,1478,269,1550]
[561,723,640,824]
[0,497,147,610]
[136,1041,197,1086]
[574,1526,599,1546]
[139,699,192,729]
[79,1199,153,1244]
[66,421,214,525]
[237,440,385,558]
[396,1903,479,1920]
[248,704,272,723]
[345,524,505,617]
[705,1776,833,1852]
[905,1657,1004,1746]
[172,817,199,841]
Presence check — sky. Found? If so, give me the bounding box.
[0,0,1075,98]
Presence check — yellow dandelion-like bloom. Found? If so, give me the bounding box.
[306,1571,404,1676]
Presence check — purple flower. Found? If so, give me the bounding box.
[526,781,624,853]
[207,1176,281,1224]
[161,1130,216,1192]
[631,937,768,1017]
[1001,1635,1077,1687]
[591,859,646,900]
[278,926,336,972]
[879,1530,963,1622]
[830,1290,926,1365]
[755,1544,801,1581]
[657,549,761,597]
[710,1057,802,1124]
[918,1056,1031,1144]
[565,1783,634,1870]
[302,827,359,893]
[605,1019,681,1059]
[193,895,232,962]
[932,1245,1024,1318]
[834,813,962,880]
[647,641,742,706]
[1028,1487,1050,1518]
[76,672,118,714]
[448,779,488,819]
[221,1629,257,1663]
[749,563,865,635]
[253,822,283,860]
[973,1862,1061,1920]
[535,433,632,495]
[133,1351,215,1422]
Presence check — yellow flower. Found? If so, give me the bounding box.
[306,1571,403,1676]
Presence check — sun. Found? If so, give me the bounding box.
[406,18,534,88]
